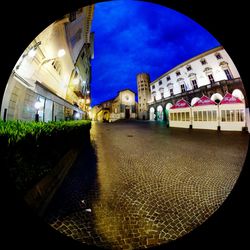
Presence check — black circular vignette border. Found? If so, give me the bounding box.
[0,0,249,249]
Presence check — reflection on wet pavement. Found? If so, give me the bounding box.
[44,120,249,249]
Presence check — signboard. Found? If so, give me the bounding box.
[193,95,217,106]
[220,92,243,104]
[170,99,190,109]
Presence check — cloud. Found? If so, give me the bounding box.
[90,1,220,106]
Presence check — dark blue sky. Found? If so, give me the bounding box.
[90,0,220,106]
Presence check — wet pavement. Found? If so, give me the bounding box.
[44,120,249,249]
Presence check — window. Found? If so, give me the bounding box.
[212,111,217,121]
[186,112,190,121]
[221,110,226,122]
[152,85,155,89]
[193,111,197,121]
[235,109,244,122]
[208,74,215,84]
[231,110,235,121]
[200,59,207,65]
[161,93,164,99]
[176,71,181,76]
[170,113,173,120]
[178,112,181,121]
[240,109,244,121]
[159,80,162,86]
[180,84,185,93]
[215,53,222,59]
[207,111,212,121]
[139,96,141,100]
[170,88,174,96]
[203,111,207,121]
[192,79,198,89]
[174,113,177,121]
[141,80,143,83]
[141,88,144,91]
[181,112,185,121]
[186,65,192,71]
[166,76,171,81]
[224,69,232,80]
[198,111,202,121]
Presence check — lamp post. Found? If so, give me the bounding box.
[40,49,66,66]
[34,101,43,122]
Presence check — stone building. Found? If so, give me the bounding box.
[137,73,151,120]
[1,5,94,122]
[92,89,137,122]
[147,46,248,128]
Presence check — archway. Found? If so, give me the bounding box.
[165,103,173,125]
[157,105,163,121]
[149,107,155,121]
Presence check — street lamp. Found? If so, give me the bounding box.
[34,100,43,122]
[40,49,66,66]
[15,41,41,70]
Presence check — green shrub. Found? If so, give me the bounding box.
[0,120,91,194]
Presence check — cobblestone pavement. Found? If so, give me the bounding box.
[44,120,249,249]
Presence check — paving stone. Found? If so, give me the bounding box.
[44,120,249,249]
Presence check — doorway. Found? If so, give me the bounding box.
[125,107,130,119]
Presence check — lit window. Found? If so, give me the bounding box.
[198,111,202,121]
[212,111,217,121]
[181,112,185,121]
[203,111,207,121]
[208,111,212,121]
[240,109,244,121]
[193,111,197,121]
[221,110,226,122]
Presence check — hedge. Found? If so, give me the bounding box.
[0,120,91,195]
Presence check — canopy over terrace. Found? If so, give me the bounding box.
[219,92,246,131]
[192,95,218,130]
[169,98,191,128]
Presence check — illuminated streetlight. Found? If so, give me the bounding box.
[57,49,66,58]
[34,100,43,122]
[41,49,66,65]
[73,78,79,85]
[74,112,80,119]
[15,41,41,70]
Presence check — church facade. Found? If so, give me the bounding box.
[92,89,137,122]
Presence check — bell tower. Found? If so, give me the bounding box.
[137,73,151,120]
